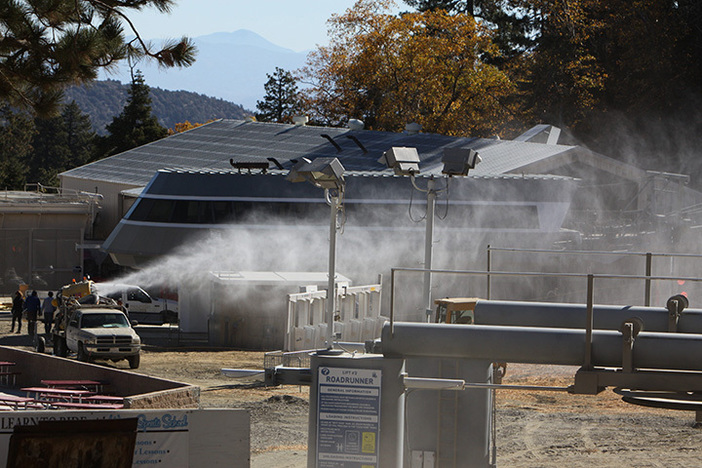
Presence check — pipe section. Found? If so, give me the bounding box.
[381,322,702,372]
[472,300,702,333]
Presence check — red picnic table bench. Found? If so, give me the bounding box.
[0,362,20,387]
[21,387,94,404]
[48,401,124,410]
[0,393,41,410]
[40,379,104,393]
[84,395,124,404]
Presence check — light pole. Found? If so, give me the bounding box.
[380,147,481,322]
[287,157,345,348]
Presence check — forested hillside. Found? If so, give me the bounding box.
[64,80,251,133]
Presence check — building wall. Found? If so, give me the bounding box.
[0,228,84,293]
[0,204,95,293]
[60,176,142,240]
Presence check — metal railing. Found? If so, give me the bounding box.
[1,184,103,204]
[486,246,702,306]
[264,349,313,369]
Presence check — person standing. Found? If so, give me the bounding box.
[24,290,41,337]
[42,291,56,335]
[10,291,23,333]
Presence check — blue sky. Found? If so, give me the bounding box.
[128,0,403,52]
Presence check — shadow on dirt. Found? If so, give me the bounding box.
[0,333,37,348]
[203,381,268,391]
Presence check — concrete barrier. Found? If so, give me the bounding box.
[124,386,200,409]
[0,346,198,408]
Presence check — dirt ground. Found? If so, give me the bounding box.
[1,315,701,467]
[128,350,702,467]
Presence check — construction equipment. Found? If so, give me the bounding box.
[434,297,479,324]
[40,280,142,369]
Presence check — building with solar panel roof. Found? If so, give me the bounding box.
[57,119,699,276]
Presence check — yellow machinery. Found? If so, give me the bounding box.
[58,279,94,300]
[434,297,479,324]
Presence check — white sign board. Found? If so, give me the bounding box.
[0,408,249,467]
[132,412,189,466]
[316,367,381,468]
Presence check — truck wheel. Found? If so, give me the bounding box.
[77,343,89,362]
[128,354,140,369]
[54,337,68,357]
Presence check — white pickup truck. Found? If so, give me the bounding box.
[57,306,142,369]
[45,282,142,369]
[94,283,178,325]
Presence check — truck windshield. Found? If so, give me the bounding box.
[81,313,130,329]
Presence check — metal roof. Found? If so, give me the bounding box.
[210,271,352,285]
[61,119,580,186]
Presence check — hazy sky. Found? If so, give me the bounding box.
[128,1,404,52]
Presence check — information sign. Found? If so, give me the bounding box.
[316,366,382,468]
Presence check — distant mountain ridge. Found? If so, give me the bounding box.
[195,30,297,53]
[97,29,310,110]
[64,80,251,134]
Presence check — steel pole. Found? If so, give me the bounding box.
[585,274,594,369]
[486,244,491,300]
[423,177,436,322]
[326,194,338,348]
[645,252,652,307]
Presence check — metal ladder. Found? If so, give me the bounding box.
[436,359,459,468]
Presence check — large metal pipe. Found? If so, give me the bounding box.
[472,300,702,333]
[381,322,702,372]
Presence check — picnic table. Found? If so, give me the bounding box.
[84,395,124,404]
[40,379,103,393]
[0,362,20,387]
[48,401,124,410]
[0,392,40,410]
[21,387,94,404]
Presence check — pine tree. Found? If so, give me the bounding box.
[0,0,196,117]
[0,107,35,190]
[96,72,167,158]
[31,113,69,186]
[62,102,96,169]
[30,102,96,186]
[255,68,301,123]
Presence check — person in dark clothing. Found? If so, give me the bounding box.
[24,290,41,337]
[10,291,23,333]
[42,291,56,335]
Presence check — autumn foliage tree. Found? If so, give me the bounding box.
[515,0,607,129]
[302,0,516,137]
[169,120,214,134]
[513,0,702,171]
